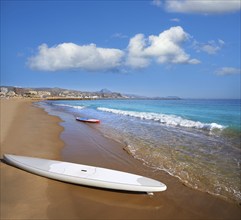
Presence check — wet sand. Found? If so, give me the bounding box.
[1,99,240,219]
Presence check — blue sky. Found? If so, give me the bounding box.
[1,0,240,98]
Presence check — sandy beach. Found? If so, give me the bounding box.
[1,99,240,219]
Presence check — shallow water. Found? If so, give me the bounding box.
[38,99,241,203]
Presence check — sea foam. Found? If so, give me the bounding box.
[97,107,225,131]
[54,103,85,109]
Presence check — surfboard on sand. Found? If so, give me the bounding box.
[76,117,100,123]
[3,154,167,193]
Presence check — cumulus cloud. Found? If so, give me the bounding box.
[201,44,219,54]
[28,26,200,72]
[126,26,200,68]
[215,67,241,76]
[125,34,150,68]
[193,39,225,54]
[28,43,124,72]
[153,0,241,14]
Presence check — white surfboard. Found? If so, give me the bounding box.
[4,154,167,193]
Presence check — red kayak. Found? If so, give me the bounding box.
[76,117,100,123]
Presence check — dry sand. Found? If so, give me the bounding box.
[0,99,240,219]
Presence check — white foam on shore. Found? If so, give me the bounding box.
[54,104,85,110]
[97,107,226,131]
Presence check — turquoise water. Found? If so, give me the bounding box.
[50,99,241,131]
[41,99,241,203]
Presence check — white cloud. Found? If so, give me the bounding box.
[126,26,200,68]
[170,18,180,22]
[193,39,225,54]
[201,44,219,54]
[218,39,225,46]
[215,67,241,75]
[28,27,200,72]
[151,0,162,7]
[28,43,124,72]
[111,33,128,39]
[164,0,241,14]
[126,34,150,68]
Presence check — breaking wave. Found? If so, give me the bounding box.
[53,103,85,109]
[97,107,226,131]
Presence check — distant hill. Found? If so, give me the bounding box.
[0,85,181,100]
[98,88,112,94]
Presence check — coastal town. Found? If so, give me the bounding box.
[0,86,180,100]
[0,86,127,100]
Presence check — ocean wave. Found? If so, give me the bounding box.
[53,104,85,109]
[97,107,225,131]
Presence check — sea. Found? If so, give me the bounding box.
[38,99,241,203]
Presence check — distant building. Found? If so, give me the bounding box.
[37,91,51,98]
[1,87,8,94]
[24,90,39,98]
[29,91,38,95]
[0,86,127,100]
[6,91,16,97]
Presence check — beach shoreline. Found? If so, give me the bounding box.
[1,99,240,219]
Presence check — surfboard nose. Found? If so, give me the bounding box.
[137,177,167,191]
